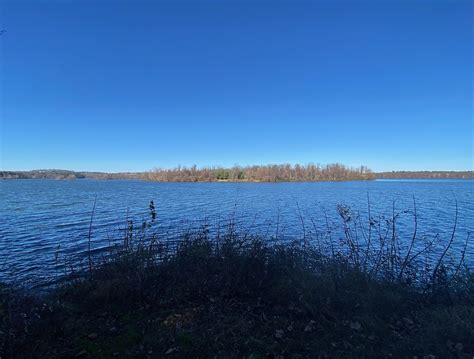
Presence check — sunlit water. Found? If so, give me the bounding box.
[1,179,473,286]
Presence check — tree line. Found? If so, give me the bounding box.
[0,170,139,180]
[143,163,375,182]
[3,168,472,181]
[376,171,474,179]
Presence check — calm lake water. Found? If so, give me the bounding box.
[1,179,473,285]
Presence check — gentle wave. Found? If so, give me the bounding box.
[1,179,473,285]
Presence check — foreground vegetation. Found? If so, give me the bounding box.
[1,203,473,358]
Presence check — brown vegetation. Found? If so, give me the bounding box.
[143,163,374,182]
[3,167,473,182]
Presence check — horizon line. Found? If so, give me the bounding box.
[2,166,473,174]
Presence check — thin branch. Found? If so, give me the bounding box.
[399,196,418,281]
[433,199,458,283]
[454,232,470,279]
[363,192,372,272]
[87,196,97,277]
[295,200,306,247]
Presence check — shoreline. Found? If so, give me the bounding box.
[2,177,474,182]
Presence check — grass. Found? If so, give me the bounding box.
[1,203,473,358]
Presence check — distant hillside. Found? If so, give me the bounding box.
[2,168,473,181]
[375,171,474,179]
[0,170,141,180]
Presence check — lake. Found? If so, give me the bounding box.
[1,179,473,285]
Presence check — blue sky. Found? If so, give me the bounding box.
[1,0,472,172]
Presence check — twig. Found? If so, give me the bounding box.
[310,217,322,254]
[363,192,372,272]
[275,204,281,240]
[87,196,97,278]
[324,210,335,257]
[399,196,418,281]
[433,200,458,284]
[454,232,470,279]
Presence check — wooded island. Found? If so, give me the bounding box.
[1,165,473,181]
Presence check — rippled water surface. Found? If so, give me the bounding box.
[1,179,473,284]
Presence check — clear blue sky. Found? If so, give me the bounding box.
[1,0,472,172]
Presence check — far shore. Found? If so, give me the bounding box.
[2,172,474,181]
[2,167,474,182]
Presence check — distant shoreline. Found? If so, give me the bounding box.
[1,170,473,181]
